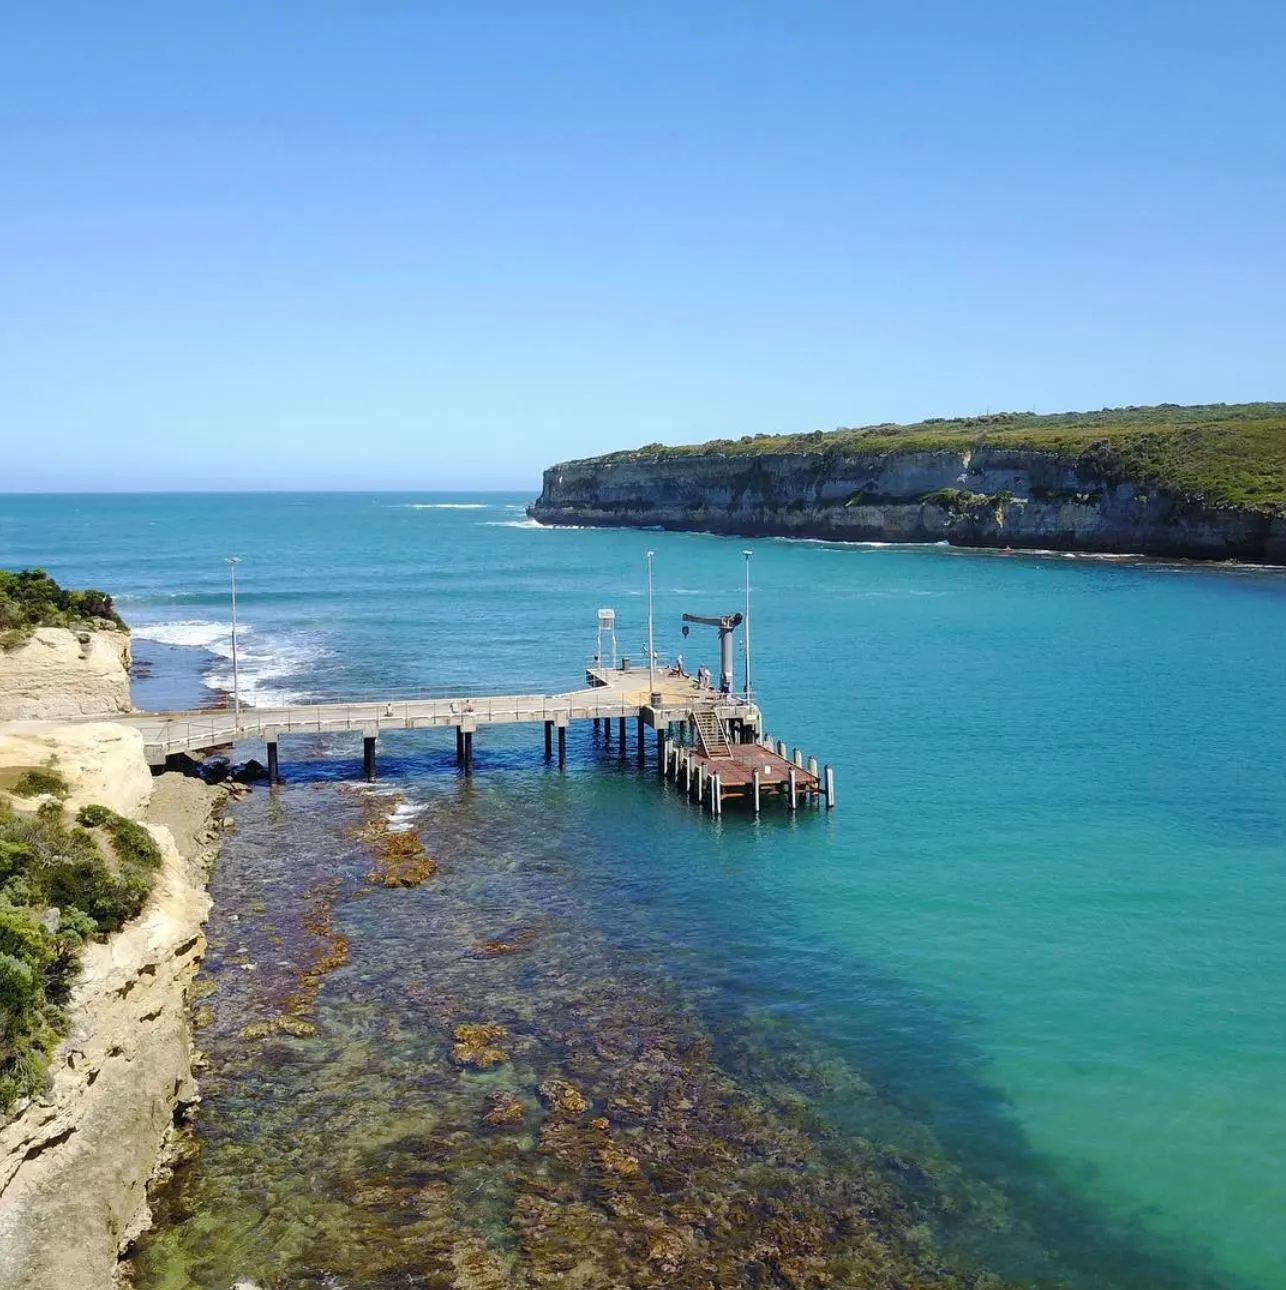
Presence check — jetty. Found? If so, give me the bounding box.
[116,610,834,814]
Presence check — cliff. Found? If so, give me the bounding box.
[0,628,132,721]
[529,403,1286,563]
[0,723,222,1290]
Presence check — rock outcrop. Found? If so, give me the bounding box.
[0,723,218,1290]
[529,445,1286,563]
[0,628,131,720]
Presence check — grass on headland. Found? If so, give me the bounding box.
[0,568,129,651]
[0,798,162,1111]
[592,402,1286,510]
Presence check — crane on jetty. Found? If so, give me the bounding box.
[115,608,833,816]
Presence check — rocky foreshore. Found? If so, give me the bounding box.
[529,441,1286,563]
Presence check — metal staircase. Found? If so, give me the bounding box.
[694,710,733,759]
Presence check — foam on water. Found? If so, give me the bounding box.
[132,618,327,708]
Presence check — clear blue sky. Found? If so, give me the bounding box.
[2,1,1283,491]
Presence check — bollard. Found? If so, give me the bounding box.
[776,739,788,759]
[793,747,803,768]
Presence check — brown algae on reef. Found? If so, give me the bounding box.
[452,1022,509,1069]
[129,780,1068,1290]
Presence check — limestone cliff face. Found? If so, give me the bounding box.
[0,725,215,1290]
[0,628,132,720]
[529,446,1286,563]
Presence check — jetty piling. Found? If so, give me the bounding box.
[131,609,831,813]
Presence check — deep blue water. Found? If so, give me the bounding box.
[3,492,1285,1288]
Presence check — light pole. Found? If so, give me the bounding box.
[226,557,241,724]
[646,550,656,702]
[742,549,752,700]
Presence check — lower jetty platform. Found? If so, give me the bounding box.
[115,637,834,816]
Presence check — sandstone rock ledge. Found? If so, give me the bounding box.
[0,723,224,1290]
[0,628,132,721]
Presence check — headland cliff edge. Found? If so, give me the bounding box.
[529,402,1286,563]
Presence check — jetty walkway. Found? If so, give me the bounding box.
[115,665,832,814]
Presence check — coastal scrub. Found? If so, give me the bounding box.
[0,798,163,1109]
[0,568,128,651]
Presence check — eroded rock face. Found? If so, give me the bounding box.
[528,447,1286,563]
[0,822,211,1290]
[0,628,132,720]
[0,720,154,818]
[0,724,219,1290]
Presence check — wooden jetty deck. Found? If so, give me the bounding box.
[108,661,833,815]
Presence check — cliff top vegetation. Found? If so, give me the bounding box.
[0,783,162,1112]
[0,569,128,651]
[584,402,1286,509]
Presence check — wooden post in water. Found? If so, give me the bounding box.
[604,717,611,747]
[656,729,667,776]
[544,720,553,761]
[808,755,819,806]
[363,733,377,782]
[618,716,626,756]
[464,731,474,776]
[793,747,803,768]
[593,717,600,735]
[558,722,567,769]
[455,725,464,764]
[752,769,761,814]
[637,715,645,762]
[267,739,279,785]
[787,767,797,811]
[824,764,835,809]
[712,773,722,817]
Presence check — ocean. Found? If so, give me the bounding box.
[3,492,1285,1288]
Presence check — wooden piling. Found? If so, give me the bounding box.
[752,769,761,814]
[464,731,474,776]
[792,747,803,768]
[604,717,611,746]
[558,723,567,768]
[363,734,376,782]
[637,715,645,762]
[787,767,797,811]
[824,764,834,809]
[267,740,279,785]
[618,716,626,756]
[544,720,553,760]
[712,773,722,816]
[456,725,464,765]
[656,728,666,776]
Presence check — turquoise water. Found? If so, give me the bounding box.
[4,493,1285,1287]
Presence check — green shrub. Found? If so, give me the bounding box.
[76,804,162,871]
[0,800,163,1112]
[0,568,128,650]
[11,768,69,799]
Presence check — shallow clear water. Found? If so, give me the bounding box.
[4,492,1285,1287]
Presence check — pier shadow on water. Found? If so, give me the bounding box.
[130,740,1259,1290]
